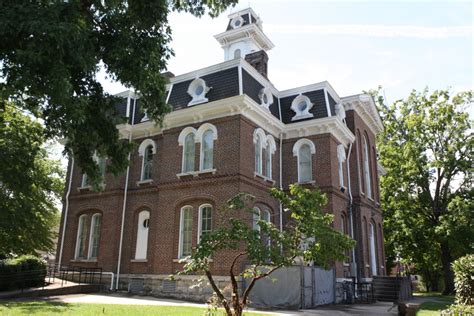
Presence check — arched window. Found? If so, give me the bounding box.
[293,139,316,183]
[88,213,102,259]
[179,206,193,258]
[187,78,210,106]
[252,207,261,231]
[234,49,241,59]
[135,210,150,260]
[198,204,212,244]
[183,133,195,173]
[138,139,157,181]
[369,222,377,276]
[201,130,214,170]
[291,94,314,121]
[262,209,271,247]
[265,135,276,179]
[81,155,106,187]
[75,215,88,259]
[337,144,347,188]
[363,135,372,199]
[253,129,266,175]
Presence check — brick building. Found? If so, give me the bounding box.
[57,8,386,301]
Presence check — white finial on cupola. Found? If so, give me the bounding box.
[214,8,274,61]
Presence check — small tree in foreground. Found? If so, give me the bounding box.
[178,185,355,316]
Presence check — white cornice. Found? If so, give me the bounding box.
[341,94,384,135]
[169,59,241,84]
[117,95,355,147]
[214,24,275,51]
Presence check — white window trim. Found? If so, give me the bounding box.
[231,16,244,29]
[187,77,210,106]
[253,128,267,175]
[265,135,276,179]
[138,139,157,181]
[363,136,373,199]
[75,215,87,259]
[197,204,213,244]
[178,127,197,173]
[196,124,218,171]
[337,144,347,188]
[292,138,316,183]
[87,213,101,259]
[291,94,314,121]
[259,87,274,110]
[252,207,261,232]
[178,206,193,259]
[369,222,377,276]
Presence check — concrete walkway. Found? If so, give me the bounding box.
[15,293,399,315]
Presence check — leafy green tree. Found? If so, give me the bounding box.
[0,104,64,258]
[178,185,355,316]
[376,88,473,294]
[0,0,237,183]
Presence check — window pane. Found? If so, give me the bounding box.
[265,145,272,178]
[200,206,212,239]
[89,215,101,259]
[184,133,195,172]
[142,145,153,180]
[299,144,312,182]
[181,208,193,257]
[364,138,372,198]
[98,158,106,178]
[255,139,262,174]
[252,208,260,231]
[76,216,87,259]
[202,130,214,170]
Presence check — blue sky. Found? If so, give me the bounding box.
[101,0,473,105]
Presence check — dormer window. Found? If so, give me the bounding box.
[187,78,210,106]
[258,87,273,110]
[231,16,244,29]
[291,94,314,121]
[335,103,346,123]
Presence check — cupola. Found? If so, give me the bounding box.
[214,8,274,61]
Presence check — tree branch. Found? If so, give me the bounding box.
[205,270,232,315]
[230,252,247,313]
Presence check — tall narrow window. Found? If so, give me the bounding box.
[363,136,372,199]
[299,144,312,182]
[255,136,262,174]
[265,144,272,178]
[369,222,377,276]
[75,215,88,259]
[252,207,261,231]
[88,214,102,259]
[234,49,241,59]
[81,174,89,187]
[262,209,271,247]
[142,145,153,180]
[201,130,214,170]
[98,157,106,179]
[135,210,150,260]
[293,139,315,183]
[179,206,193,258]
[337,144,346,188]
[183,133,195,172]
[198,205,212,243]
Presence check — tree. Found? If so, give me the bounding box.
[178,185,355,316]
[376,88,473,294]
[0,0,237,184]
[0,103,64,258]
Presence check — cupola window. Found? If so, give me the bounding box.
[187,78,210,106]
[291,94,314,121]
[231,16,244,29]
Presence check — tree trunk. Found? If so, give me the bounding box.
[440,242,455,295]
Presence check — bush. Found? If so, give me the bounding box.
[452,254,474,306]
[441,304,474,316]
[0,255,47,291]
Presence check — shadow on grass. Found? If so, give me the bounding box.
[0,301,72,314]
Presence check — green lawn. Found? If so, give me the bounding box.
[416,295,455,316]
[0,301,269,316]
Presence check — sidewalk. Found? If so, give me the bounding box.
[24,293,398,315]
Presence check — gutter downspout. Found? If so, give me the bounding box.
[346,142,358,283]
[58,156,74,271]
[115,92,137,290]
[279,133,283,235]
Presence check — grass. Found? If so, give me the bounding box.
[0,301,270,316]
[416,295,455,316]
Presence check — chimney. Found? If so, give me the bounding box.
[245,50,269,79]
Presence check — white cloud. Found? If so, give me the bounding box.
[265,24,472,39]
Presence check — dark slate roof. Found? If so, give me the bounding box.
[114,97,128,118]
[167,67,239,110]
[328,93,337,116]
[279,89,329,124]
[226,12,252,31]
[242,69,280,120]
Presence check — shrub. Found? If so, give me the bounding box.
[441,304,474,316]
[0,255,47,291]
[452,254,474,306]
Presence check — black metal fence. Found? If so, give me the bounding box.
[0,264,103,293]
[338,278,375,304]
